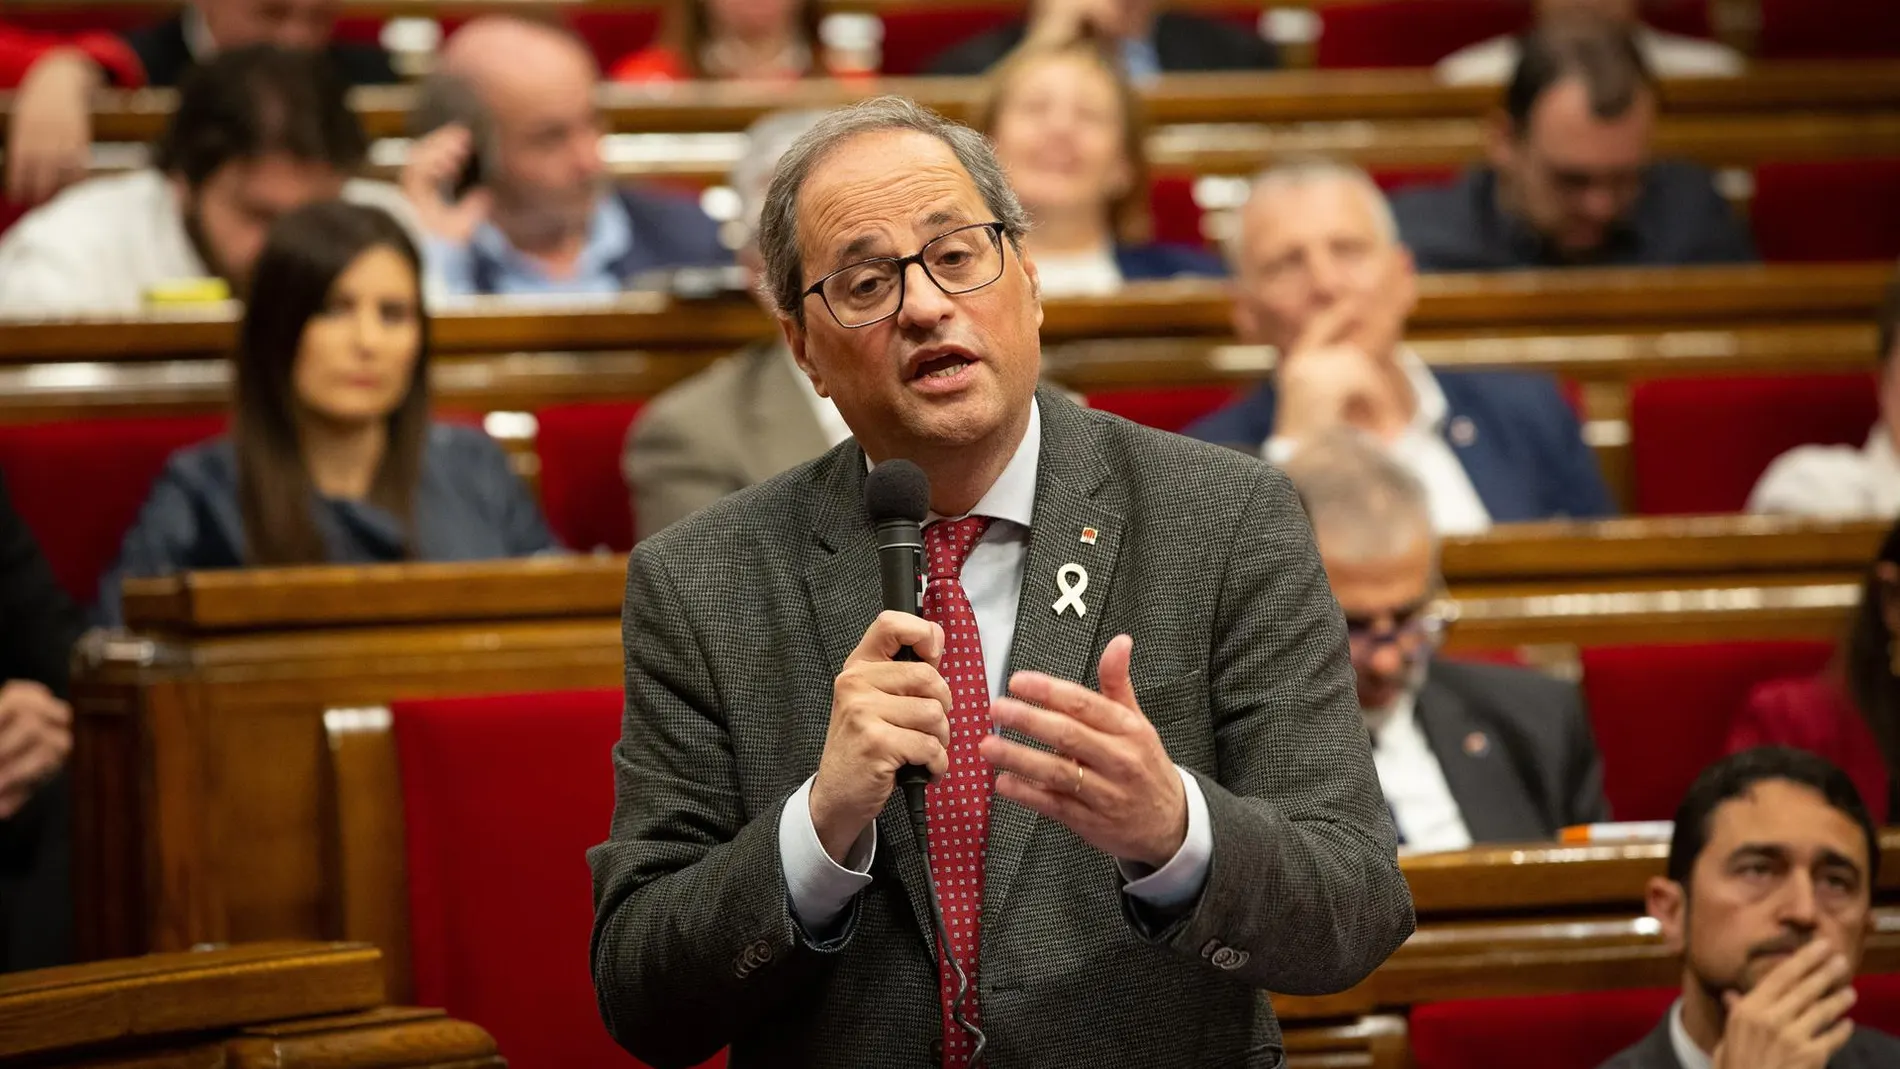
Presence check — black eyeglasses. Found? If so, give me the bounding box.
[1344,597,1459,657]
[801,221,1008,329]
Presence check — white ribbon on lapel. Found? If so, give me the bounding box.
[1052,563,1089,617]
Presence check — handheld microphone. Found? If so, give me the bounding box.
[863,459,931,793]
[862,459,985,1065]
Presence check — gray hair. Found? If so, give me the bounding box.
[1231,159,1399,264]
[756,96,1032,319]
[731,110,829,245]
[1281,429,1436,564]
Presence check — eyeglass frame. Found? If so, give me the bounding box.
[1343,595,1460,656]
[799,221,1010,329]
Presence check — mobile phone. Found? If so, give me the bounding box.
[409,74,493,200]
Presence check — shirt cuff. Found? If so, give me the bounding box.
[777,775,876,934]
[1263,436,1300,466]
[1118,766,1213,910]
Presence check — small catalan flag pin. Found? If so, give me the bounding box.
[1080,527,1099,545]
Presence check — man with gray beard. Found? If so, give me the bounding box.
[1282,429,1610,850]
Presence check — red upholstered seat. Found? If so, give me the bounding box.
[1580,641,1834,821]
[391,689,725,1069]
[1752,160,1900,263]
[1628,374,1878,515]
[0,415,226,605]
[1315,0,1525,68]
[1412,988,1676,1069]
[1149,173,1210,249]
[876,8,1020,75]
[1758,0,1900,59]
[533,401,644,553]
[1086,386,1242,435]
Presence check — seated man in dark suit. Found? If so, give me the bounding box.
[4,0,397,205]
[0,472,87,972]
[925,0,1277,80]
[1391,20,1756,272]
[1599,747,1900,1068]
[1284,430,1610,849]
[1185,160,1614,530]
[399,16,730,298]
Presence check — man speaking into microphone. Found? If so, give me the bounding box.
[588,97,1414,1069]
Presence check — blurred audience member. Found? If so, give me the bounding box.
[1729,517,1900,825]
[1439,0,1742,85]
[1394,22,1756,271]
[1600,747,1900,1068]
[1187,161,1613,531]
[5,0,397,205]
[400,16,729,299]
[977,34,1223,296]
[610,0,825,82]
[100,202,555,626]
[0,46,413,319]
[926,0,1276,80]
[1749,276,1900,518]
[1285,430,1610,851]
[0,472,86,973]
[624,111,841,540]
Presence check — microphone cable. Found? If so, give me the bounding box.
[902,779,987,1067]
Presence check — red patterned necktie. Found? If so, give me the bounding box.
[921,514,994,1068]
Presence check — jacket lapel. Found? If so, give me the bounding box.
[742,342,834,487]
[984,391,1125,921]
[803,442,939,954]
[1414,670,1547,843]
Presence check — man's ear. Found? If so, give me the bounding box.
[1024,253,1044,329]
[1483,108,1518,173]
[778,313,827,397]
[1229,282,1260,344]
[1647,876,1688,953]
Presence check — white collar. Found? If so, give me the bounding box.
[1667,999,1714,1069]
[183,6,217,60]
[1394,346,1448,435]
[862,398,1040,529]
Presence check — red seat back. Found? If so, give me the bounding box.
[1752,160,1900,263]
[533,401,644,553]
[1581,641,1835,821]
[390,689,725,1069]
[1758,0,1900,59]
[1086,386,1242,434]
[0,415,227,605]
[1315,0,1526,68]
[877,7,1020,75]
[1628,374,1879,515]
[1412,988,1676,1069]
[1148,173,1209,248]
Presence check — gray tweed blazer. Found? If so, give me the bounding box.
[589,387,1415,1068]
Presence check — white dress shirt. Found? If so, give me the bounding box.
[779,398,1216,931]
[1266,348,1493,536]
[1437,26,1744,85]
[1748,425,1900,520]
[1667,999,1714,1069]
[1367,690,1473,854]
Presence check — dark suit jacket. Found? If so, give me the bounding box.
[118,15,399,88]
[0,471,85,973]
[1597,1013,1900,1069]
[1116,242,1227,281]
[1184,368,1616,522]
[1390,165,1758,272]
[925,12,1278,75]
[1729,674,1891,824]
[1415,659,1610,842]
[590,388,1415,1068]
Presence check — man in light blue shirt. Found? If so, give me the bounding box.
[398,16,728,299]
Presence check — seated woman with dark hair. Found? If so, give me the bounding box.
[610,0,836,82]
[1728,516,1900,823]
[976,33,1224,297]
[99,201,557,626]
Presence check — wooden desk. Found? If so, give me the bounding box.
[0,942,499,1067]
[71,517,1870,965]
[2,263,1888,364]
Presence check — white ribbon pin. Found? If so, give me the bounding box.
[1052,563,1089,617]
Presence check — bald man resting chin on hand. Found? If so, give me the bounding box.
[587,97,1413,1069]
